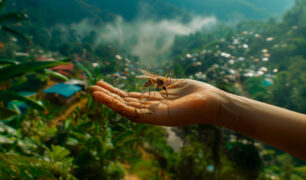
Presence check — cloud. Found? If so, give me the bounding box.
[70,15,217,64]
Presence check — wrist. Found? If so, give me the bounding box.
[199,86,235,126]
[215,90,241,127]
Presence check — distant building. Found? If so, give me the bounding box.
[43,83,82,105]
[65,79,88,90]
[35,56,75,77]
[50,63,74,76]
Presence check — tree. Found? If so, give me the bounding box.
[288,57,306,113]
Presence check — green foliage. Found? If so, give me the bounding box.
[43,69,69,81]
[288,57,306,113]
[269,71,293,110]
[0,58,19,65]
[0,90,45,111]
[244,76,266,96]
[129,159,160,179]
[0,58,70,82]
[0,153,76,179]
[73,60,93,82]
[0,106,19,119]
[173,63,185,78]
[0,57,71,120]
[225,142,262,179]
[174,142,213,179]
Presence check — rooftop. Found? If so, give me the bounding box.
[50,63,74,71]
[43,83,81,97]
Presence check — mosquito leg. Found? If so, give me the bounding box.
[146,86,151,102]
[159,89,168,99]
[167,72,172,84]
[165,90,168,98]
[140,86,147,102]
[170,69,177,79]
[163,72,170,85]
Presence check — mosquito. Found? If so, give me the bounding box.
[136,69,175,99]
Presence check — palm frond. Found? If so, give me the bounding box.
[44,69,69,81]
[0,58,19,65]
[0,58,71,82]
[74,60,93,81]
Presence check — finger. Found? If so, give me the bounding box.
[128,92,142,98]
[92,91,154,122]
[96,81,127,97]
[90,85,125,104]
[124,97,140,103]
[89,85,109,94]
[92,91,136,117]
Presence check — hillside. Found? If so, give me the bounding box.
[166,0,294,20]
[3,0,294,27]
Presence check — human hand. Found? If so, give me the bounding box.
[89,79,224,126]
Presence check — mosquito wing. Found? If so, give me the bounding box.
[136,75,152,79]
[140,69,157,78]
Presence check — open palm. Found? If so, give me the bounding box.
[90,79,222,126]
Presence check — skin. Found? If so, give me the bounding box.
[90,79,306,161]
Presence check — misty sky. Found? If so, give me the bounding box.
[50,0,294,64]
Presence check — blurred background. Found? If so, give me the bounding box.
[0,0,305,179]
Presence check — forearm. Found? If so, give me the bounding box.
[217,91,306,160]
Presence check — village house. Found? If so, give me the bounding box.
[43,83,82,105]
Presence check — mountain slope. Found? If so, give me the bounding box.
[3,0,294,27]
[166,0,294,20]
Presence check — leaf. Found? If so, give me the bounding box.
[74,60,93,81]
[0,91,45,111]
[44,69,69,81]
[0,153,77,179]
[0,123,18,136]
[66,137,78,146]
[0,59,19,65]
[0,26,29,44]
[0,106,19,120]
[50,145,71,161]
[113,130,134,146]
[0,12,27,23]
[0,58,71,82]
[0,135,14,144]
[120,137,138,146]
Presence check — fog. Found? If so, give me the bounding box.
[70,16,217,64]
